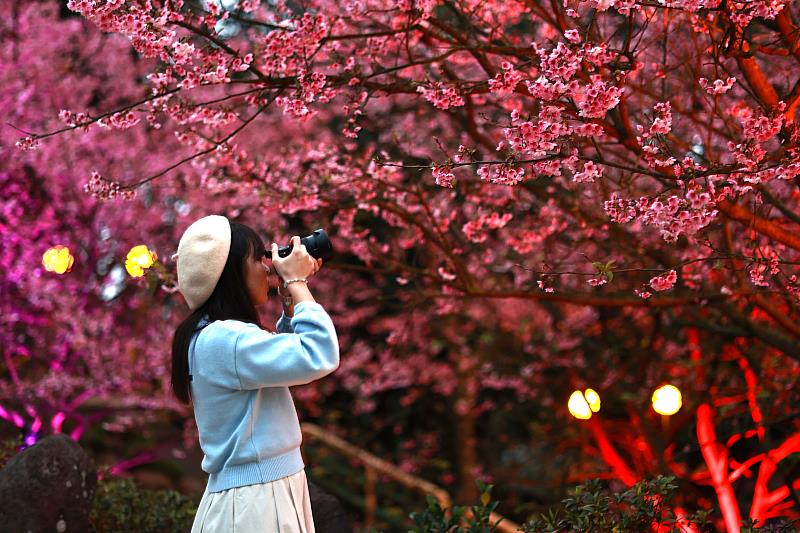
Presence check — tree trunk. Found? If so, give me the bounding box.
[453,359,480,504]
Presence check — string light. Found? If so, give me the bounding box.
[652,384,682,416]
[584,388,601,412]
[568,389,601,420]
[42,245,74,274]
[125,245,158,278]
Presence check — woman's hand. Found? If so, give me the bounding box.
[272,236,323,284]
[277,258,321,300]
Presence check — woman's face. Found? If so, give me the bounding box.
[243,246,275,307]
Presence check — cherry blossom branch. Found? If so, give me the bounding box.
[123,87,285,189]
[169,19,269,81]
[6,87,181,141]
[421,288,755,308]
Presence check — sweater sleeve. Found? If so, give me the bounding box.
[232,301,339,389]
[275,310,294,333]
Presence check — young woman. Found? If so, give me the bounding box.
[170,215,339,532]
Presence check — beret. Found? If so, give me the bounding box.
[171,215,231,311]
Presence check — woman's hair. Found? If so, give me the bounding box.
[171,221,266,405]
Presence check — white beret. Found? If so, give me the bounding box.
[171,215,231,311]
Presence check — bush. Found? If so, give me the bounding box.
[408,480,504,533]
[0,436,197,532]
[0,434,23,469]
[523,476,710,532]
[407,476,800,533]
[90,477,197,533]
[523,476,799,533]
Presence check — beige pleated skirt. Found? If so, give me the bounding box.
[191,469,315,533]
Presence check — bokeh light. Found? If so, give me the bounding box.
[652,384,682,416]
[568,390,594,420]
[584,388,601,413]
[42,245,74,274]
[125,245,157,278]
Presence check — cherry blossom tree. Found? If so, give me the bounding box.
[5,0,800,529]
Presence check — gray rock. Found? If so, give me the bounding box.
[0,434,96,533]
[309,480,353,533]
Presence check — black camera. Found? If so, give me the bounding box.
[266,228,333,261]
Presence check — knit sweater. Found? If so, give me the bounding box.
[188,300,339,492]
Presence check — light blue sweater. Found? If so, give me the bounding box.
[188,300,339,492]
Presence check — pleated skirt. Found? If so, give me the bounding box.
[191,468,315,533]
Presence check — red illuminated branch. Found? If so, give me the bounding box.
[587,417,639,486]
[750,433,800,523]
[736,353,766,441]
[717,199,800,252]
[696,404,743,533]
[775,10,800,61]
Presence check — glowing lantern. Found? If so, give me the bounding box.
[568,390,596,420]
[584,388,601,413]
[652,384,682,416]
[125,245,158,278]
[42,245,74,274]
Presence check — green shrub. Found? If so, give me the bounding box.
[407,476,799,533]
[0,435,23,469]
[523,476,799,533]
[1,437,197,532]
[523,476,709,533]
[408,480,504,533]
[90,477,197,533]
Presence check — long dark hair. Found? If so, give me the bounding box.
[171,221,266,405]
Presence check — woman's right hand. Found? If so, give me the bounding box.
[271,236,321,282]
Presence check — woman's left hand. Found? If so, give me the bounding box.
[277,258,322,300]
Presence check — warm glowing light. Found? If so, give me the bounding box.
[125,245,158,278]
[584,388,601,413]
[652,384,682,415]
[568,390,592,420]
[42,245,74,274]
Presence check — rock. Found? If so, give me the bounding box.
[309,480,353,533]
[0,434,97,533]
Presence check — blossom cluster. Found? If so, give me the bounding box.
[637,102,676,167]
[649,270,677,291]
[416,82,465,110]
[699,76,736,95]
[569,0,786,24]
[462,211,513,243]
[572,160,603,183]
[488,61,524,96]
[604,190,718,242]
[432,165,456,188]
[726,103,785,172]
[83,171,136,201]
[259,12,329,77]
[477,164,526,186]
[577,77,623,119]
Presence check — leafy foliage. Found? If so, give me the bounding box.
[408,480,503,533]
[89,477,197,533]
[0,435,23,470]
[524,476,799,533]
[408,476,800,533]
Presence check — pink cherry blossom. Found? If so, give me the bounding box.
[650,270,678,291]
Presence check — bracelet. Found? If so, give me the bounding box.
[282,278,307,289]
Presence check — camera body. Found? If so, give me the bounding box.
[267,228,333,261]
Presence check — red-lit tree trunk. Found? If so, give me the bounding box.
[453,355,480,504]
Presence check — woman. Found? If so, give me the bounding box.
[170,214,339,532]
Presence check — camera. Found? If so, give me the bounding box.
[266,229,333,261]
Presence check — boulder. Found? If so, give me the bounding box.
[309,480,353,533]
[0,433,97,533]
